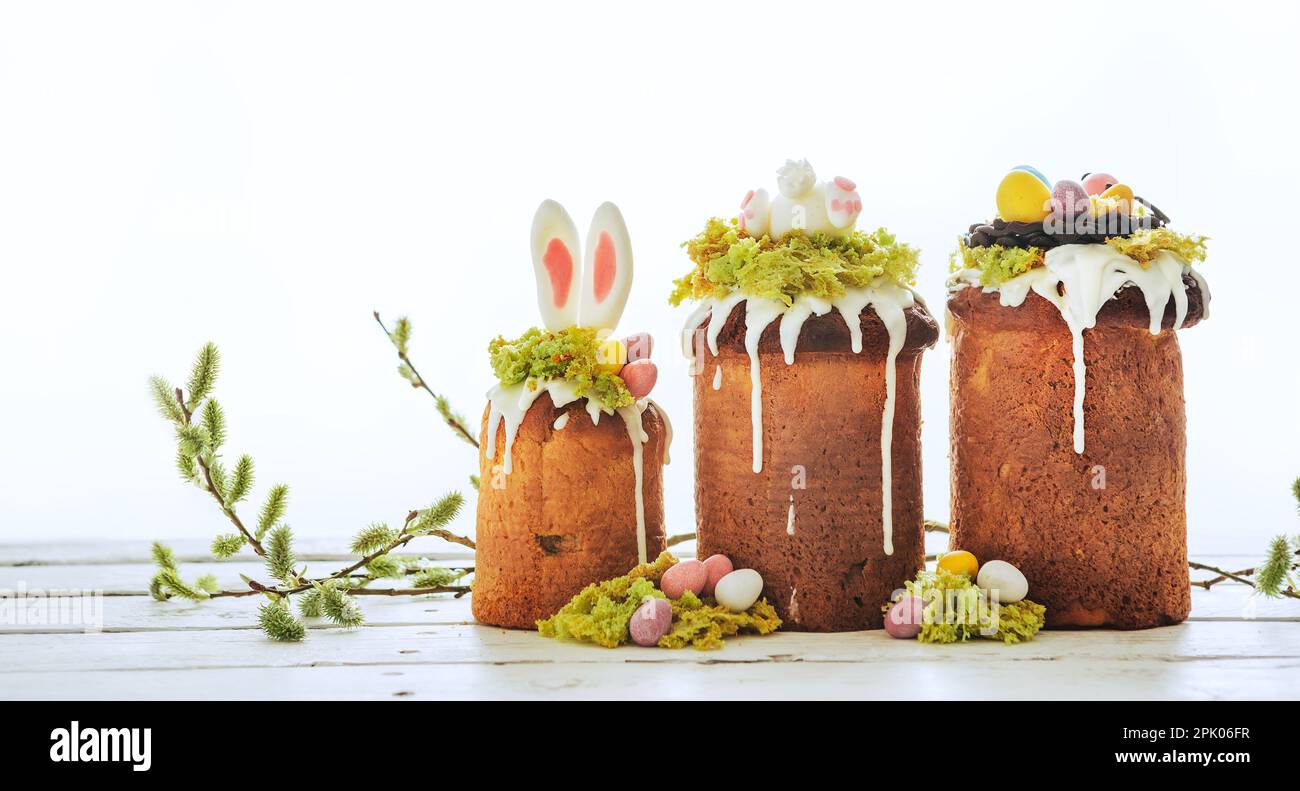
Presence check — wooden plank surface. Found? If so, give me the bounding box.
[1,541,1297,700]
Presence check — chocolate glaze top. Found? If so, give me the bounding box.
[948,274,1207,332]
[696,299,940,358]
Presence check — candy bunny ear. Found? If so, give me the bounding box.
[578,202,633,332]
[530,199,581,330]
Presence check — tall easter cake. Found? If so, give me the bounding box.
[673,160,938,631]
[947,168,1209,629]
[474,200,671,629]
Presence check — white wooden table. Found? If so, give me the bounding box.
[2,538,1297,700]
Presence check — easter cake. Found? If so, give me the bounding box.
[474,200,671,629]
[672,159,939,632]
[947,168,1209,629]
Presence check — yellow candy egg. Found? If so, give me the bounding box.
[594,338,627,375]
[995,170,1052,223]
[937,550,979,577]
[1099,182,1134,210]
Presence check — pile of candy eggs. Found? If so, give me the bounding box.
[628,554,765,647]
[883,551,1029,639]
[995,166,1136,223]
[595,331,657,399]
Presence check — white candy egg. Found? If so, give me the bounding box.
[713,568,764,612]
[976,560,1028,604]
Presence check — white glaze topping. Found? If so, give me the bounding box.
[681,279,918,555]
[786,494,795,536]
[947,245,1209,454]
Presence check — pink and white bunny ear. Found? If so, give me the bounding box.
[530,199,581,330]
[578,202,633,332]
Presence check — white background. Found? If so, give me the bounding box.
[1,1,1296,556]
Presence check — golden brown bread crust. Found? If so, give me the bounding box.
[693,301,937,631]
[472,392,667,629]
[947,285,1193,629]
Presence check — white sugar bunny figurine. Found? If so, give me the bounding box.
[739,158,863,239]
[529,199,657,398]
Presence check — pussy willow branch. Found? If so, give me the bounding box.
[208,583,472,599]
[313,510,474,586]
[1189,561,1300,599]
[218,508,475,598]
[373,312,480,449]
[176,387,266,557]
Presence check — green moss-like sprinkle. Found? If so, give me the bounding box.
[537,552,783,650]
[949,239,1045,287]
[658,591,782,650]
[885,569,1046,644]
[669,217,920,307]
[1105,227,1209,266]
[536,552,676,648]
[488,325,633,411]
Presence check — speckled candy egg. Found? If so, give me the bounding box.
[620,359,658,399]
[700,554,733,597]
[884,595,926,639]
[713,569,763,613]
[937,549,979,578]
[1082,172,1118,196]
[976,559,1028,603]
[629,597,672,646]
[996,168,1052,222]
[660,559,707,599]
[1051,179,1090,219]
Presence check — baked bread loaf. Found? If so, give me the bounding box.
[672,159,938,631]
[947,166,1210,629]
[692,301,938,631]
[473,393,667,629]
[948,280,1205,628]
[473,198,669,629]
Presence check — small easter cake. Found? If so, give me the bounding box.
[474,200,671,630]
[672,159,939,632]
[947,168,1209,629]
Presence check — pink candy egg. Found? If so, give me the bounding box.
[700,554,734,597]
[624,332,654,362]
[660,559,707,599]
[1051,179,1090,219]
[1082,172,1117,196]
[629,598,672,646]
[621,359,658,399]
[884,595,926,639]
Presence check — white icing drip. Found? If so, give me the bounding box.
[679,280,918,554]
[872,287,911,557]
[705,292,748,357]
[552,412,569,430]
[585,397,603,426]
[618,403,650,564]
[778,295,833,363]
[786,495,795,535]
[712,365,722,390]
[948,245,1210,455]
[744,298,787,473]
